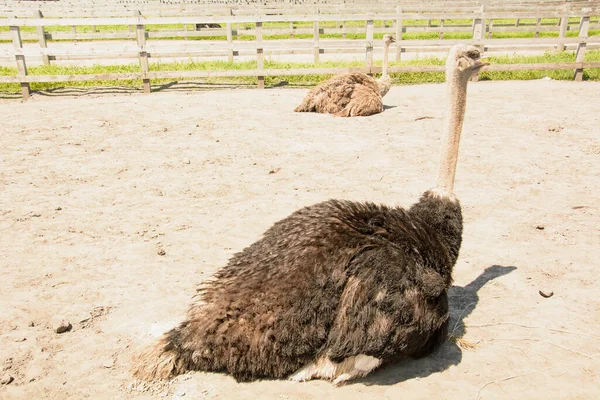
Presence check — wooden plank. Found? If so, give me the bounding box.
[0,73,144,83]
[366,19,374,72]
[34,9,49,65]
[395,6,403,61]
[7,21,580,42]
[558,3,570,50]
[226,7,233,62]
[2,11,582,27]
[256,20,264,89]
[10,24,30,100]
[313,7,320,64]
[135,13,150,94]
[574,8,591,81]
[439,18,445,39]
[471,6,486,82]
[4,61,600,85]
[46,31,137,40]
[8,35,596,59]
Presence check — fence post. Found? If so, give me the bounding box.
[366,18,374,75]
[535,17,541,38]
[226,8,234,63]
[342,20,347,39]
[135,11,150,94]
[573,8,591,81]
[313,7,320,64]
[439,18,444,39]
[558,3,570,51]
[256,19,264,89]
[34,10,49,65]
[471,5,485,82]
[395,6,402,61]
[488,18,494,38]
[11,22,30,100]
[290,21,294,39]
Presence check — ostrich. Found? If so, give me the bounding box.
[293,34,396,117]
[132,45,489,385]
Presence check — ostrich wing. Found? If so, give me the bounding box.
[324,245,449,363]
[333,85,384,117]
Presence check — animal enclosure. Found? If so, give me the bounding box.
[1,81,599,398]
[1,1,600,98]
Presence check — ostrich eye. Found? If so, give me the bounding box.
[466,50,481,59]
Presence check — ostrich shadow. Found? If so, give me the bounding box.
[359,264,517,386]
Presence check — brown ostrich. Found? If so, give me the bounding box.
[293,34,396,117]
[132,45,489,385]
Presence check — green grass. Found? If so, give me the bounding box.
[1,49,599,93]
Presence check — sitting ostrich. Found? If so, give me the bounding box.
[294,34,396,117]
[133,45,489,385]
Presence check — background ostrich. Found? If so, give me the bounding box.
[133,45,489,385]
[294,34,396,117]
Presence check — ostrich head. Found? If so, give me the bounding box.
[435,45,490,196]
[383,34,396,46]
[445,45,489,83]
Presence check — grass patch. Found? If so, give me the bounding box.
[1,49,599,93]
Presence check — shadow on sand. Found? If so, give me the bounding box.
[360,264,517,386]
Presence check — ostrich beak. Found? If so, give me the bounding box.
[474,58,490,71]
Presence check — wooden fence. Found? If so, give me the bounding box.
[1,3,599,99]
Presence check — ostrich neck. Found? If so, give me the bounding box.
[435,74,469,194]
[381,43,390,79]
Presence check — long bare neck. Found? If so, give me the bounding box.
[436,73,469,194]
[382,42,390,79]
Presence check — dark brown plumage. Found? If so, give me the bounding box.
[134,193,461,383]
[132,45,489,385]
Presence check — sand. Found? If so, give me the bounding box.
[1,80,599,400]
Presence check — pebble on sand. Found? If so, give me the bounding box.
[51,316,72,334]
[1,374,14,385]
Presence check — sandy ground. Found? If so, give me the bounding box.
[0,80,599,400]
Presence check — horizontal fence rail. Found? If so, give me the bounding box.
[0,2,599,98]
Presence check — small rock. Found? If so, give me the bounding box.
[539,290,554,298]
[102,358,115,368]
[14,337,26,343]
[535,225,545,230]
[77,311,92,325]
[268,168,281,175]
[55,207,62,211]
[0,374,14,385]
[28,321,35,327]
[157,248,166,256]
[183,158,191,164]
[51,316,72,334]
[25,364,43,382]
